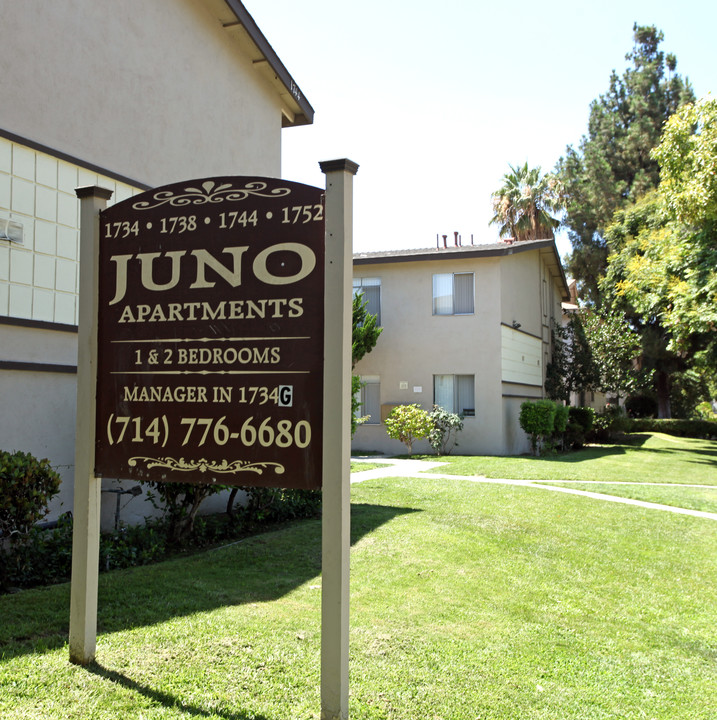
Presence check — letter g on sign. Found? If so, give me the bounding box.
[278,385,293,407]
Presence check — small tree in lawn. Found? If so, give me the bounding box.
[385,404,433,456]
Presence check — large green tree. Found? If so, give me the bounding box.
[579,308,646,403]
[556,24,693,305]
[653,96,717,225]
[490,162,562,241]
[600,99,717,416]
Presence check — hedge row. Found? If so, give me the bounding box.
[628,417,717,438]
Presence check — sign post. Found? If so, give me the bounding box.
[319,159,358,720]
[68,163,358,719]
[69,185,113,665]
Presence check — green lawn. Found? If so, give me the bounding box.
[428,432,717,485]
[2,466,716,718]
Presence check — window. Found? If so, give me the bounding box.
[433,374,475,416]
[354,376,381,424]
[432,272,474,315]
[353,277,381,325]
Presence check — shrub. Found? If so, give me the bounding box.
[589,404,630,443]
[385,404,433,455]
[695,401,717,421]
[240,486,321,523]
[566,406,595,448]
[519,400,557,455]
[428,405,464,455]
[0,450,61,544]
[549,403,570,451]
[1,486,322,593]
[0,513,73,591]
[628,417,717,439]
[553,403,569,433]
[569,406,595,433]
[625,394,658,418]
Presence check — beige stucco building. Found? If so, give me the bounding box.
[0,0,313,527]
[352,239,570,456]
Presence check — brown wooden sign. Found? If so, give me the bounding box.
[95,177,325,489]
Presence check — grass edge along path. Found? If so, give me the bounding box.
[419,431,717,513]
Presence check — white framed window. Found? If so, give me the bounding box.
[433,374,475,417]
[353,277,381,325]
[432,272,474,315]
[354,375,381,424]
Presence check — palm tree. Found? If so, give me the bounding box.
[490,162,563,241]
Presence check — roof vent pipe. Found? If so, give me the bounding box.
[454,231,459,246]
[442,235,448,248]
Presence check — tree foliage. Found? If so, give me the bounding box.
[427,405,464,455]
[352,292,382,367]
[490,162,562,241]
[557,24,693,305]
[598,101,717,418]
[652,96,717,225]
[352,291,382,435]
[579,308,646,402]
[603,189,717,357]
[545,315,600,403]
[0,451,61,543]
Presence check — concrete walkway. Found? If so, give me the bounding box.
[350,456,717,522]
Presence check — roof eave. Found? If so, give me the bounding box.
[354,239,572,302]
[215,0,315,127]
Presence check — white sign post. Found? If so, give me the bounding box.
[67,161,358,719]
[69,185,113,665]
[319,159,358,720]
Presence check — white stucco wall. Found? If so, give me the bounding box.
[352,244,568,458]
[352,255,505,456]
[0,0,299,528]
[0,0,283,185]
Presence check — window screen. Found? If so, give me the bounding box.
[432,273,474,315]
[353,277,381,325]
[453,273,474,314]
[355,376,381,424]
[433,374,475,416]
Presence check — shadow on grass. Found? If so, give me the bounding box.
[0,502,418,660]
[88,662,269,720]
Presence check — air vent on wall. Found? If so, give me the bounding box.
[0,218,23,244]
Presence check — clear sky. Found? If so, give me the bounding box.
[243,0,717,259]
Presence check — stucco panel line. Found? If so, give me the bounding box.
[500,322,541,341]
[0,128,150,191]
[0,315,78,333]
[0,360,77,374]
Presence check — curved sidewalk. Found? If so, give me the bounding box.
[350,456,717,522]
